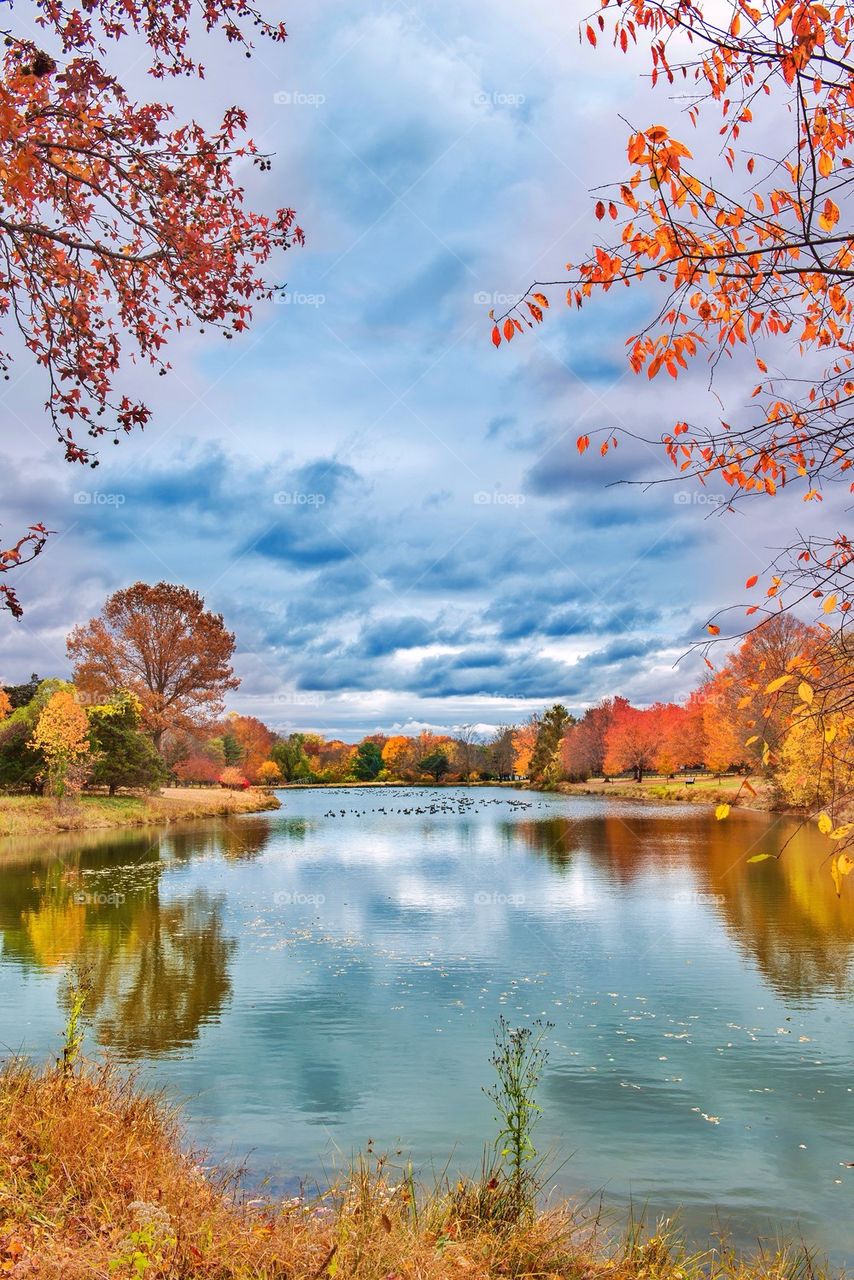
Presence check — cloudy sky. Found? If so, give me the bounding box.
[0,0,816,739]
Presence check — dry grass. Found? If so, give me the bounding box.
[549,776,776,810]
[0,788,280,838]
[0,1059,835,1280]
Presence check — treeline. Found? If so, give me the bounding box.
[0,588,837,806]
[518,614,836,808]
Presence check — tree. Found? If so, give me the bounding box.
[491,1,854,883]
[173,753,222,785]
[0,690,10,722]
[269,734,313,783]
[488,726,517,780]
[257,760,282,786]
[67,582,239,751]
[419,750,450,783]
[219,766,249,789]
[0,0,302,616]
[512,718,539,778]
[604,703,669,783]
[382,735,414,779]
[0,718,44,792]
[353,741,383,781]
[30,689,90,802]
[559,700,623,781]
[453,724,483,780]
[86,691,165,795]
[529,704,573,783]
[2,674,41,709]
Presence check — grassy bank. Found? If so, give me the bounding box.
[545,775,777,810]
[0,786,280,838]
[0,1059,831,1280]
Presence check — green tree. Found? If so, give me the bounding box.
[419,750,450,783]
[2,673,42,710]
[529,704,573,784]
[87,691,165,795]
[270,734,313,782]
[353,741,383,781]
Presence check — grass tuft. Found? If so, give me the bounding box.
[0,1059,839,1280]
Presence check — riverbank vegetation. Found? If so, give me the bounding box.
[0,787,279,839]
[0,1054,835,1280]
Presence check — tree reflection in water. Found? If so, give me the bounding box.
[508,810,854,1000]
[0,826,237,1056]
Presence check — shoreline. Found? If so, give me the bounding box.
[534,776,787,814]
[0,786,281,839]
[0,1058,839,1279]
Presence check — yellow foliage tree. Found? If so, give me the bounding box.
[30,690,90,802]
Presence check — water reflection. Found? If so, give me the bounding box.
[0,793,852,1262]
[511,808,854,1000]
[0,824,238,1055]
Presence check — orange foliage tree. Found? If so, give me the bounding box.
[382,735,414,778]
[0,0,302,616]
[68,582,239,752]
[493,0,854,887]
[512,718,539,777]
[604,702,671,782]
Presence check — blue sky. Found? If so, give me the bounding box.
[0,0,816,739]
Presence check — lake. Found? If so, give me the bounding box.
[0,786,851,1261]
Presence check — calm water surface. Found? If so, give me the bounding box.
[0,787,852,1259]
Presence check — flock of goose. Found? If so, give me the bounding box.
[321,789,543,819]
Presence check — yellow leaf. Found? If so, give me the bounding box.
[823,594,837,614]
[829,824,854,841]
[817,812,833,835]
[830,854,852,897]
[765,674,792,693]
[748,853,773,863]
[737,695,752,709]
[715,803,731,821]
[798,682,814,704]
[825,723,838,744]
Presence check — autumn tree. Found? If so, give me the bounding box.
[0,0,302,616]
[382,734,414,779]
[559,699,624,780]
[67,582,238,751]
[257,759,283,786]
[604,702,669,783]
[488,725,517,780]
[173,752,222,785]
[492,0,854,887]
[529,704,573,783]
[30,689,90,802]
[512,717,540,778]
